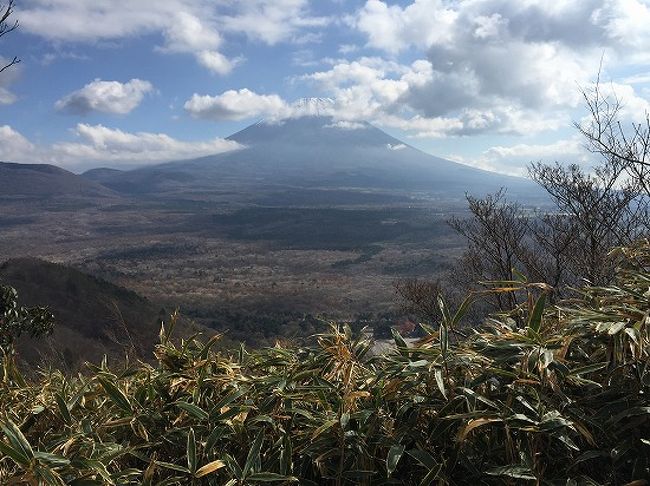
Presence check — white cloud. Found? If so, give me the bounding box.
[325,120,366,130]
[0,87,16,105]
[592,0,650,59]
[296,57,429,122]
[448,137,588,176]
[196,50,237,75]
[221,0,330,45]
[350,0,457,54]
[183,53,572,139]
[55,79,154,115]
[293,55,565,137]
[19,0,328,74]
[163,11,221,52]
[0,123,241,170]
[588,81,650,122]
[377,113,464,138]
[184,89,290,121]
[339,0,650,137]
[0,125,37,161]
[52,124,241,168]
[338,44,359,55]
[159,11,236,75]
[621,72,650,85]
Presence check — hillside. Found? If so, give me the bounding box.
[0,258,168,370]
[80,167,124,183]
[0,162,116,199]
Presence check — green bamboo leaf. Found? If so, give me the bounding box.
[391,328,409,356]
[340,412,350,429]
[386,444,405,477]
[156,461,191,474]
[608,406,650,425]
[486,465,536,480]
[54,392,72,425]
[34,451,70,467]
[1,419,33,462]
[34,465,66,486]
[311,419,338,439]
[248,472,299,482]
[434,368,447,399]
[174,401,209,421]
[210,388,247,418]
[279,433,292,476]
[68,480,105,486]
[205,425,229,452]
[419,465,443,486]
[437,295,451,325]
[243,429,265,478]
[96,375,132,413]
[199,333,223,359]
[451,295,474,327]
[0,439,30,466]
[439,324,448,356]
[457,387,499,409]
[407,449,438,471]
[223,453,243,479]
[527,293,546,336]
[512,268,528,283]
[187,427,197,474]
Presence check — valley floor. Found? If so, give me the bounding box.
[0,194,466,346]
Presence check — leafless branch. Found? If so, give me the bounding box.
[0,1,19,73]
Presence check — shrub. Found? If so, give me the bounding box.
[0,241,649,484]
[0,284,55,351]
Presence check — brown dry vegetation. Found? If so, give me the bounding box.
[0,197,465,348]
[1,240,649,484]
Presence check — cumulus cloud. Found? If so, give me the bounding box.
[340,0,650,137]
[0,125,37,161]
[350,0,457,54]
[0,123,241,170]
[184,89,290,121]
[19,0,328,74]
[221,0,330,45]
[448,137,588,176]
[182,53,571,139]
[159,11,237,75]
[297,57,429,122]
[52,124,241,168]
[55,79,154,115]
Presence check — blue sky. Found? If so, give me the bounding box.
[1,0,649,174]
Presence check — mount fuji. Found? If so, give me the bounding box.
[85,105,541,202]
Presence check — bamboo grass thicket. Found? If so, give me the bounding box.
[1,241,649,485]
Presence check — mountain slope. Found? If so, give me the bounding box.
[0,258,168,370]
[0,162,116,198]
[81,167,124,183]
[92,116,542,201]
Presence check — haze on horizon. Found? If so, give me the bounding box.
[1,0,650,176]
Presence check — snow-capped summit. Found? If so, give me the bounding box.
[292,97,335,117]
